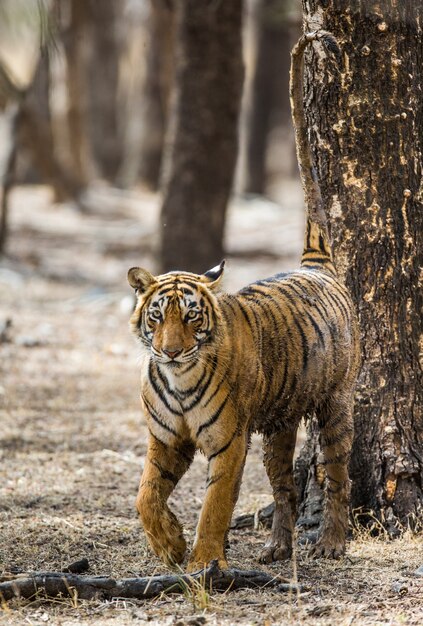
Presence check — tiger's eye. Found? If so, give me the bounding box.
[150,310,162,322]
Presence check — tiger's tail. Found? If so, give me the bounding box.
[290,30,340,276]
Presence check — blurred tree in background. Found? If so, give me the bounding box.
[0,0,299,259]
[159,0,244,273]
[136,0,174,191]
[245,0,299,194]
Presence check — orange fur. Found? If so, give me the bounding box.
[127,30,359,569]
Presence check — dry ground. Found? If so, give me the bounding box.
[1,185,422,625]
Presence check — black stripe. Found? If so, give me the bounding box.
[155,366,178,398]
[156,361,209,401]
[273,350,289,405]
[307,273,351,321]
[196,394,230,438]
[148,361,183,416]
[239,285,297,406]
[179,363,210,400]
[203,361,231,408]
[150,431,169,448]
[247,299,262,336]
[143,396,179,437]
[183,356,218,411]
[175,279,200,290]
[302,255,333,265]
[239,291,281,385]
[284,282,326,347]
[231,298,254,333]
[176,359,198,377]
[206,473,223,488]
[150,458,178,485]
[208,435,234,461]
[303,248,331,257]
[290,276,335,333]
[273,286,309,372]
[300,276,342,326]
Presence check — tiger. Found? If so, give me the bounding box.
[127,30,360,572]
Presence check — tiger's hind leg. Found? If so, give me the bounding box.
[310,391,354,559]
[259,427,298,563]
[137,434,195,566]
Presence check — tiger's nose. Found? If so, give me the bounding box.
[163,348,183,359]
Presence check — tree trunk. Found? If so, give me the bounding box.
[18,53,84,204]
[160,0,244,274]
[245,0,296,194]
[85,0,124,183]
[61,0,93,186]
[297,0,423,531]
[137,0,175,190]
[0,106,18,255]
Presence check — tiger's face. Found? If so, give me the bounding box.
[128,262,225,365]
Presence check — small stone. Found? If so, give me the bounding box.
[361,45,371,56]
[0,318,12,343]
[378,22,388,32]
[403,189,412,198]
[415,565,423,577]
[392,581,408,595]
[16,336,45,348]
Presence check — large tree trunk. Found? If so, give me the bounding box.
[297,0,423,531]
[160,0,244,274]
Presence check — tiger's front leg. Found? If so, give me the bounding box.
[187,432,247,572]
[137,434,195,566]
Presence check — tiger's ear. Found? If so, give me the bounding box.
[202,260,225,289]
[127,267,157,293]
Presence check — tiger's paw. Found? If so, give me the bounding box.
[308,534,345,560]
[186,557,228,574]
[259,540,292,563]
[154,533,187,567]
[144,514,187,566]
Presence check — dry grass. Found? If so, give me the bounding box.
[1,186,422,625]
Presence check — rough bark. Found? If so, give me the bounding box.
[298,0,423,530]
[233,0,422,536]
[0,561,304,602]
[138,0,175,190]
[160,0,244,274]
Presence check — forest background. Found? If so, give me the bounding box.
[0,1,422,625]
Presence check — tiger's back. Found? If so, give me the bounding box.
[220,265,359,434]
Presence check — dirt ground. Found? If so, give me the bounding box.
[1,184,422,625]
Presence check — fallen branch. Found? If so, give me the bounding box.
[0,560,305,603]
[231,502,275,530]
